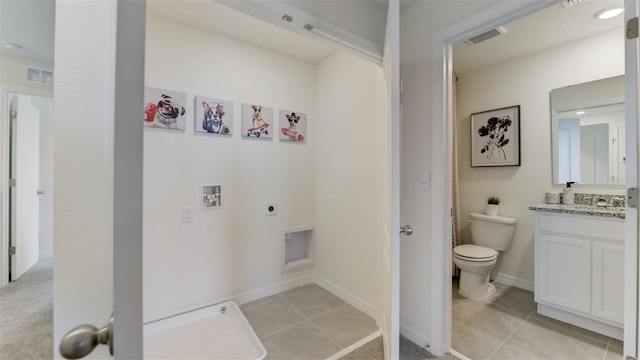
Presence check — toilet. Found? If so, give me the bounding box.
[453,212,516,300]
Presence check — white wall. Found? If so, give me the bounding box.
[314,51,384,317]
[0,55,54,91]
[143,15,317,322]
[455,28,624,283]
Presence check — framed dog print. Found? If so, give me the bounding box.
[144,87,187,131]
[195,96,233,135]
[470,105,520,167]
[279,110,307,142]
[241,103,273,139]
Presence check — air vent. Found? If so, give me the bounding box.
[561,0,584,9]
[25,66,54,85]
[465,26,508,45]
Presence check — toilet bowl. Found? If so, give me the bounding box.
[453,213,516,300]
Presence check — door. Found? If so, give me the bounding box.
[53,1,144,359]
[592,241,625,325]
[558,118,580,183]
[625,0,640,357]
[580,123,609,184]
[10,93,41,281]
[380,0,400,358]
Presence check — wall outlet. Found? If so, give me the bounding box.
[265,202,278,216]
[182,207,194,223]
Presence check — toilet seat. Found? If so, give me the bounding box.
[453,244,497,262]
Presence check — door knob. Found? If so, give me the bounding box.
[60,314,113,359]
[36,190,45,195]
[400,225,413,235]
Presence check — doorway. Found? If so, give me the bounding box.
[6,92,54,282]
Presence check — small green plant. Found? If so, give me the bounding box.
[487,196,501,205]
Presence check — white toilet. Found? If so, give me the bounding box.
[453,212,516,300]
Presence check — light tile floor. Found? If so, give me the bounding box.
[452,279,624,360]
[240,284,379,360]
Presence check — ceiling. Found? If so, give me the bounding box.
[0,0,627,70]
[453,0,625,74]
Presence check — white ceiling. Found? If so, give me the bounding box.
[0,0,627,71]
[453,0,625,74]
[0,0,55,64]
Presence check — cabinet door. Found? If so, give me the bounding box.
[537,234,591,313]
[592,242,624,325]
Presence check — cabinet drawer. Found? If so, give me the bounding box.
[537,213,623,243]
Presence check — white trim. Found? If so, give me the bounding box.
[493,273,534,292]
[312,274,379,325]
[234,275,315,306]
[399,323,430,349]
[324,329,382,360]
[450,349,473,360]
[429,0,559,356]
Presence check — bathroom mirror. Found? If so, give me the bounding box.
[550,75,625,185]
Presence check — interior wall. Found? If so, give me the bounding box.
[0,55,54,91]
[314,51,384,316]
[143,15,317,323]
[455,28,624,284]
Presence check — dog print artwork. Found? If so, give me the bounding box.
[242,103,273,139]
[279,110,306,142]
[195,96,233,135]
[144,87,187,130]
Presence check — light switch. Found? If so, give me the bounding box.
[182,207,194,223]
[420,170,430,188]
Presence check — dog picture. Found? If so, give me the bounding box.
[279,110,306,142]
[196,96,233,135]
[242,103,273,138]
[144,87,187,130]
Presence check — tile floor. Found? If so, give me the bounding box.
[452,279,624,360]
[240,283,379,360]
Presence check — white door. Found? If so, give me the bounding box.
[625,0,639,357]
[558,118,580,183]
[10,93,40,281]
[580,123,609,184]
[380,0,401,358]
[53,1,144,359]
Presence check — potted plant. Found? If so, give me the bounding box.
[486,196,500,216]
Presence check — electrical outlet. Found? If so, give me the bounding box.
[265,202,278,216]
[182,207,194,223]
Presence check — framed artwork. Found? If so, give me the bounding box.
[470,105,521,167]
[144,87,187,130]
[195,96,233,135]
[242,103,273,139]
[279,110,307,142]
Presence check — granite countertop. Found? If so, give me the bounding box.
[529,204,625,219]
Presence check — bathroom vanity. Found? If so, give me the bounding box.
[530,204,624,340]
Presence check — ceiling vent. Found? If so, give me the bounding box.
[465,26,507,45]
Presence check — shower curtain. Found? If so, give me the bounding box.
[452,73,461,277]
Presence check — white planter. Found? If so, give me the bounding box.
[486,204,499,216]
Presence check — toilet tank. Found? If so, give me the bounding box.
[469,212,517,251]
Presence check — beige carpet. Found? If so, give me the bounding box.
[0,256,53,360]
[339,336,460,360]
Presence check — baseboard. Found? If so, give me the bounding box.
[493,272,534,292]
[325,329,382,360]
[233,275,315,306]
[399,323,430,349]
[312,274,379,323]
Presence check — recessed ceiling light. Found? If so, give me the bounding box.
[2,41,23,51]
[576,111,585,115]
[594,6,624,20]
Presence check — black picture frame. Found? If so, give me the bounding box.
[470,105,521,167]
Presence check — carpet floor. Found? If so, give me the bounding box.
[0,256,53,360]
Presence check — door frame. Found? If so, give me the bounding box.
[428,0,610,356]
[0,85,52,288]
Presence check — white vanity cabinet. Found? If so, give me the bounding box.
[534,211,624,339]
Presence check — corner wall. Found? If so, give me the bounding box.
[143,15,317,322]
[456,28,624,284]
[314,51,384,317]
